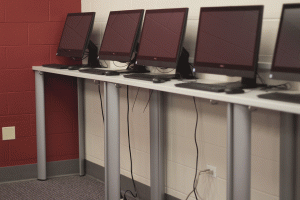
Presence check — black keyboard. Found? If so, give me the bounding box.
[42,64,69,69]
[124,73,175,81]
[79,68,134,75]
[175,82,227,92]
[257,92,300,104]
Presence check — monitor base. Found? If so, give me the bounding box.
[226,77,266,89]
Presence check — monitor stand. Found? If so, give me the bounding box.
[126,53,149,73]
[225,76,266,89]
[123,47,196,81]
[68,41,102,70]
[174,47,196,79]
[87,41,101,68]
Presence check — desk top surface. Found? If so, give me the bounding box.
[33,66,300,114]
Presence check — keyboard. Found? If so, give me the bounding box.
[257,92,300,104]
[124,73,175,81]
[79,68,135,75]
[42,64,69,69]
[175,82,227,92]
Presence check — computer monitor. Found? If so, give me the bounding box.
[269,4,300,81]
[135,8,193,78]
[57,12,99,67]
[194,6,264,88]
[98,9,144,64]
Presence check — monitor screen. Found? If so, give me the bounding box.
[194,6,263,78]
[270,4,300,81]
[98,9,144,62]
[57,12,95,58]
[136,8,188,68]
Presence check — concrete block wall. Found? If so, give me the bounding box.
[82,0,298,199]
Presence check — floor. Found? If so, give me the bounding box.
[0,175,106,200]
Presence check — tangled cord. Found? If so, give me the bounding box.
[260,82,291,91]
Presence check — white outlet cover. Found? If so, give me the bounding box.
[207,164,217,178]
[2,126,16,140]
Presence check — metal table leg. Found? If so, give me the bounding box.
[149,90,164,200]
[227,104,251,200]
[227,103,233,200]
[280,113,296,200]
[104,82,120,200]
[77,78,85,176]
[35,71,46,180]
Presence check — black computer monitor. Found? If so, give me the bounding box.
[194,6,264,88]
[57,12,99,67]
[98,9,144,64]
[135,8,193,78]
[269,4,300,81]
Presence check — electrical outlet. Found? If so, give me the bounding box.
[206,164,217,178]
[2,126,16,140]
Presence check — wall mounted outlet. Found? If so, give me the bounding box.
[206,164,217,178]
[2,126,16,140]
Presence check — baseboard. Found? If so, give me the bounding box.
[86,160,179,200]
[0,159,79,183]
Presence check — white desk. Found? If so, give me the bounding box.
[33,66,299,200]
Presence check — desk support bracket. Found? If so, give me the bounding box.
[77,78,85,176]
[227,104,251,200]
[150,90,164,200]
[104,82,120,200]
[35,71,46,180]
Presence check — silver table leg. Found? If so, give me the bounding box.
[104,82,120,200]
[280,113,296,200]
[227,103,233,200]
[297,115,300,200]
[150,91,164,200]
[77,78,85,176]
[35,71,46,180]
[227,104,251,200]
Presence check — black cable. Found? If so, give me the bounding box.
[143,90,154,113]
[256,73,266,85]
[100,60,109,68]
[98,84,105,123]
[124,85,138,200]
[132,87,140,112]
[156,67,175,73]
[104,60,109,67]
[192,97,199,200]
[113,61,127,68]
[260,82,291,91]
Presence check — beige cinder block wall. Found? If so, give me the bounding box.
[81,0,299,199]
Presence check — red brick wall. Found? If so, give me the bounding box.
[0,0,82,167]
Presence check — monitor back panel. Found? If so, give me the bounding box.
[270,4,300,81]
[136,8,188,68]
[194,6,263,78]
[57,12,95,58]
[98,9,144,62]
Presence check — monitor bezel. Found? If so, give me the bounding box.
[98,9,145,62]
[57,12,96,59]
[270,3,300,81]
[135,8,189,68]
[193,6,264,78]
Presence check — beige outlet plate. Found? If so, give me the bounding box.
[2,126,16,140]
